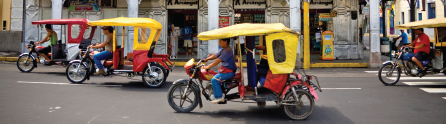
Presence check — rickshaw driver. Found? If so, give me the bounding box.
[88,26,115,75]
[202,38,237,104]
[34,24,58,65]
[405,28,430,77]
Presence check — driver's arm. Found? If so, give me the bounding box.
[413,43,425,49]
[406,42,415,48]
[203,54,217,61]
[204,58,222,69]
[36,32,51,44]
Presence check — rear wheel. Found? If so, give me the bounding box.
[17,54,36,72]
[66,62,88,84]
[378,63,401,86]
[283,89,314,120]
[167,81,199,112]
[142,64,167,88]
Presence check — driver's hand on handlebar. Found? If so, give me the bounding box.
[203,65,210,70]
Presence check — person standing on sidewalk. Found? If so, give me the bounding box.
[34,24,57,65]
[182,23,193,55]
[169,24,177,59]
[88,26,115,75]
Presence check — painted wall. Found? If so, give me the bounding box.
[2,0,11,31]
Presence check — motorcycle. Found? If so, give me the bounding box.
[378,46,443,85]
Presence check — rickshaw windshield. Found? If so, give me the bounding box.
[87,17,162,51]
[197,23,299,74]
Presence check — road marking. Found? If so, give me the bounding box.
[420,88,446,93]
[17,81,122,87]
[443,97,446,100]
[388,77,446,80]
[17,81,82,85]
[365,71,380,73]
[321,88,361,90]
[402,82,446,86]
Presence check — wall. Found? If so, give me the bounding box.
[0,31,22,52]
[2,0,11,31]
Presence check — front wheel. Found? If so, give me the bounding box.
[17,54,36,72]
[66,62,88,84]
[282,89,314,120]
[378,63,401,86]
[142,64,167,88]
[167,81,199,112]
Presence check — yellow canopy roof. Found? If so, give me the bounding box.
[395,18,446,29]
[197,23,298,41]
[88,17,162,29]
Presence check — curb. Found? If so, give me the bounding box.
[310,63,368,68]
[0,57,18,62]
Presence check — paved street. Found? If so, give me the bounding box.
[0,61,445,124]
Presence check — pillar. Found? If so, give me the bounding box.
[290,0,302,65]
[207,0,219,54]
[51,0,63,40]
[368,0,381,68]
[303,0,310,69]
[127,0,140,55]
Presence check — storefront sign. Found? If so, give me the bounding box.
[330,10,337,17]
[363,6,370,15]
[167,0,199,9]
[68,0,99,11]
[234,0,267,9]
[319,13,332,21]
[219,17,230,28]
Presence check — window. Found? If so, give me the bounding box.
[138,27,152,44]
[402,12,405,24]
[71,25,81,39]
[418,13,422,21]
[272,39,286,63]
[428,3,436,19]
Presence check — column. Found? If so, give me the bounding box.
[303,0,310,69]
[127,0,140,55]
[207,0,219,54]
[290,0,302,65]
[51,0,63,40]
[368,0,381,68]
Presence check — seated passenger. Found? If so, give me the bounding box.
[89,26,115,75]
[35,24,58,65]
[203,38,237,104]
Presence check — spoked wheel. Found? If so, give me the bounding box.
[17,54,36,72]
[142,64,167,88]
[66,62,88,83]
[282,89,314,120]
[167,81,199,112]
[378,63,401,86]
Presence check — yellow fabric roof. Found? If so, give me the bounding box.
[88,17,162,29]
[197,23,298,41]
[395,18,446,29]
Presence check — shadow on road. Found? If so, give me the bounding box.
[174,105,354,124]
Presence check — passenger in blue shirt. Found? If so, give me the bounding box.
[203,38,236,104]
[395,29,408,47]
[182,24,193,54]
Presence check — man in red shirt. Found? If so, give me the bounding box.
[405,28,430,77]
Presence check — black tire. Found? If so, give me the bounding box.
[142,64,167,88]
[283,89,314,120]
[257,102,266,108]
[66,62,88,84]
[378,63,401,86]
[17,54,36,72]
[167,81,199,112]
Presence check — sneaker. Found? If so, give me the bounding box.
[211,94,225,104]
[44,61,52,66]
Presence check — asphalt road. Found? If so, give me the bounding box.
[0,61,445,124]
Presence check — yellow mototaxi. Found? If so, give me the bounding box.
[167,23,322,120]
[396,17,446,70]
[67,17,173,87]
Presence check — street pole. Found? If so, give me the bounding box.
[381,0,387,38]
[410,0,415,40]
[208,0,219,55]
[303,0,310,69]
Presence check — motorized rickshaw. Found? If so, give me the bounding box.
[379,18,446,85]
[65,17,174,87]
[17,19,95,72]
[166,23,322,120]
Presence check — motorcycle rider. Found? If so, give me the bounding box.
[34,24,58,65]
[203,38,237,104]
[405,28,430,77]
[88,26,115,75]
[395,29,408,47]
